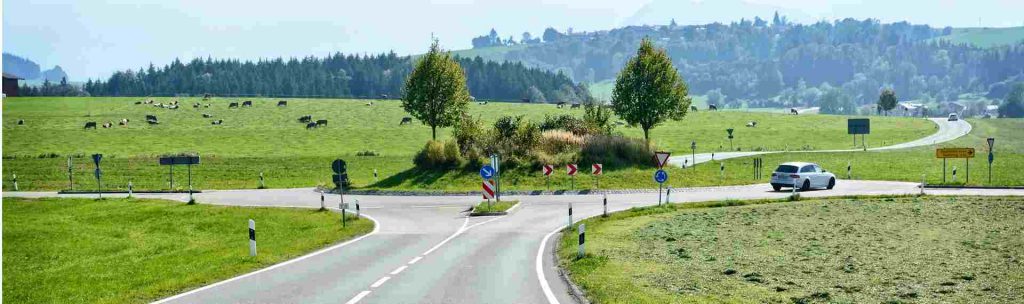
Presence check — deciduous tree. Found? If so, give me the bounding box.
[611,38,691,142]
[402,39,471,140]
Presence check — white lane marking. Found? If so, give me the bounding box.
[536,225,564,304]
[153,212,381,303]
[389,265,408,275]
[411,205,464,208]
[408,256,423,264]
[421,216,470,256]
[370,276,391,288]
[345,290,371,304]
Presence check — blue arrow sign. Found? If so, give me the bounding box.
[654,169,668,183]
[480,165,495,179]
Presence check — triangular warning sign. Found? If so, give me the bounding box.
[654,151,671,168]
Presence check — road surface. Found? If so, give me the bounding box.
[6,178,1022,304]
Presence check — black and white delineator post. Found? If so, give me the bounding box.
[320,191,325,210]
[67,156,74,190]
[602,194,608,217]
[128,179,133,198]
[720,162,725,178]
[339,201,347,227]
[577,223,585,259]
[248,219,257,256]
[567,203,573,231]
[373,169,379,183]
[356,199,361,219]
[920,174,926,195]
[12,173,18,191]
[987,137,995,184]
[847,161,852,179]
[792,177,799,195]
[259,171,265,189]
[952,166,958,183]
[666,187,672,204]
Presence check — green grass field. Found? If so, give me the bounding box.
[2,97,935,191]
[558,196,1024,303]
[932,26,1024,48]
[2,197,372,304]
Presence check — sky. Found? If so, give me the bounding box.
[4,0,1022,80]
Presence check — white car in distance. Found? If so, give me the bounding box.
[770,162,836,191]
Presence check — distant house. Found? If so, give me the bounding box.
[2,73,21,97]
[985,105,1000,118]
[897,102,926,117]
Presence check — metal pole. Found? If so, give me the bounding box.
[658,182,662,205]
[170,165,174,190]
[188,164,194,203]
[943,158,946,183]
[546,175,550,192]
[966,158,970,184]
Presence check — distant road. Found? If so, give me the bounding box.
[667,118,972,168]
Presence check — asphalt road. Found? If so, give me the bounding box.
[6,179,1023,304]
[667,118,972,167]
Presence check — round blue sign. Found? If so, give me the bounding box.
[480,165,495,179]
[654,169,668,183]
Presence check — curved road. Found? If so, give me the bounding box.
[2,117,1007,304]
[668,118,972,167]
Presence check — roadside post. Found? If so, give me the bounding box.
[666,187,672,204]
[331,159,349,219]
[792,177,799,195]
[577,223,585,259]
[847,161,852,179]
[567,164,578,190]
[259,171,265,189]
[720,162,725,179]
[67,156,74,190]
[567,203,573,231]
[12,173,18,191]
[160,155,200,204]
[339,201,347,227]
[592,163,603,190]
[921,174,926,195]
[987,138,995,184]
[355,199,361,219]
[602,194,608,217]
[952,166,958,183]
[482,179,496,209]
[92,154,103,199]
[690,141,697,168]
[542,165,554,191]
[320,191,325,211]
[128,179,133,198]
[248,219,257,256]
[373,169,379,183]
[726,128,735,151]
[490,154,501,201]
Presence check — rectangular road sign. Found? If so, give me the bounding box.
[482,179,495,199]
[847,118,870,135]
[159,155,201,165]
[936,148,975,158]
[566,164,578,176]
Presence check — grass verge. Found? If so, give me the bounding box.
[2,197,373,304]
[557,196,1024,303]
[470,200,518,215]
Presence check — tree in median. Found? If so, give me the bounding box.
[611,38,691,142]
[402,39,471,140]
[878,89,898,116]
[998,82,1024,118]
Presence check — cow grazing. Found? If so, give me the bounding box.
[202,113,213,118]
[556,102,567,108]
[790,108,799,115]
[298,115,312,123]
[746,121,757,127]
[570,103,581,109]
[204,104,210,108]
[203,94,211,101]
[102,122,113,128]
[134,101,143,105]
[366,101,373,106]
[84,122,97,129]
[211,119,223,125]
[146,115,158,122]
[118,118,129,126]
[400,117,413,125]
[708,104,718,111]
[521,98,531,103]
[242,101,253,107]
[17,119,24,125]
[306,122,318,129]
[478,101,488,105]
[316,119,328,126]
[193,103,201,109]
[147,120,160,125]
[380,94,389,99]
[277,100,287,107]
[168,105,179,110]
[691,105,698,112]
[229,102,239,108]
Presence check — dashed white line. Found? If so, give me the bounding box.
[390,265,408,275]
[408,256,422,264]
[370,276,391,288]
[345,290,371,304]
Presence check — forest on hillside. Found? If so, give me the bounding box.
[476,15,1024,111]
[55,52,587,102]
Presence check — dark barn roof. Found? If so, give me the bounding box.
[3,72,23,80]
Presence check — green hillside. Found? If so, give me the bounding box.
[933,26,1024,48]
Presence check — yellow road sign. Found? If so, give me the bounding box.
[936,148,975,158]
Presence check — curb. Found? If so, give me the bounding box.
[924,185,1024,190]
[468,201,520,217]
[57,190,203,194]
[552,230,590,304]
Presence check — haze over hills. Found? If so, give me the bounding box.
[2,53,69,83]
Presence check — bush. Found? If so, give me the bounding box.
[539,114,590,135]
[538,130,585,155]
[413,140,462,169]
[580,135,653,168]
[453,114,486,163]
[355,150,380,156]
[487,115,541,167]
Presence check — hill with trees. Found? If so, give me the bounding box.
[468,15,1024,112]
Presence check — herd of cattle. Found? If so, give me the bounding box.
[84,99,291,129]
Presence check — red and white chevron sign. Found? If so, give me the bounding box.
[482,179,495,199]
[542,164,554,176]
[592,163,603,175]
[567,164,578,176]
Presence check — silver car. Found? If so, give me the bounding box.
[770,162,836,191]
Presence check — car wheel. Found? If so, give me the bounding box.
[827,178,835,190]
[772,185,781,191]
[800,180,810,191]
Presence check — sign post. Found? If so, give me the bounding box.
[848,118,871,150]
[12,173,18,191]
[92,154,103,199]
[690,141,696,169]
[542,165,553,191]
[160,155,200,203]
[936,148,975,184]
[482,179,495,209]
[567,164,578,190]
[726,128,734,151]
[331,159,349,221]
[490,154,501,201]
[987,138,995,184]
[67,156,74,190]
[654,169,668,205]
[592,163,603,189]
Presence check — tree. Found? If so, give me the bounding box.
[542,27,562,43]
[611,38,692,141]
[878,89,898,116]
[999,82,1024,118]
[527,85,546,103]
[402,39,471,140]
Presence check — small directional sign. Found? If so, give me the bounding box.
[542,164,554,176]
[592,164,603,175]
[653,151,671,168]
[480,165,495,179]
[331,159,346,174]
[566,164,578,176]
[654,169,668,183]
[92,154,103,166]
[482,179,495,199]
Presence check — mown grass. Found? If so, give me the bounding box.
[558,196,1024,303]
[471,200,517,213]
[2,97,935,191]
[2,197,373,304]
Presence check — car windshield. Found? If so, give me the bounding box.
[775,165,799,173]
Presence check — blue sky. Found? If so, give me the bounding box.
[4,0,1022,80]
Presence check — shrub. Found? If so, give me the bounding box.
[413,140,462,169]
[539,114,590,135]
[580,135,653,168]
[453,114,486,163]
[355,150,380,156]
[538,130,585,155]
[486,115,541,167]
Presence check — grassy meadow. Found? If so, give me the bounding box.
[558,196,1024,303]
[2,97,937,191]
[2,197,372,303]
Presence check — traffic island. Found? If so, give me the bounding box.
[468,200,519,216]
